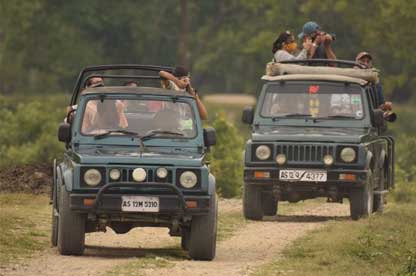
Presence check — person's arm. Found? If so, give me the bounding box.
[323,35,336,60]
[159,70,188,89]
[307,35,322,58]
[194,93,208,120]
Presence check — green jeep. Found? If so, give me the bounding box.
[51,65,217,260]
[242,60,395,221]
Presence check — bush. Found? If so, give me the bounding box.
[0,96,67,168]
[207,112,244,198]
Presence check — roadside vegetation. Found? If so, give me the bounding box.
[0,194,50,266]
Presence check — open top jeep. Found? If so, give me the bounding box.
[51,65,217,260]
[242,59,395,220]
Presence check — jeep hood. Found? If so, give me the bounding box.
[72,146,204,166]
[252,126,370,143]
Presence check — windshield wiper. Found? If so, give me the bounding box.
[272,113,313,121]
[141,130,184,141]
[321,115,357,119]
[94,129,139,139]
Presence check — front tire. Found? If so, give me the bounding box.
[243,183,263,220]
[51,183,59,247]
[262,193,278,216]
[350,171,374,220]
[188,193,217,261]
[57,186,86,255]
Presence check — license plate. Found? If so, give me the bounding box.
[279,170,327,182]
[121,196,159,212]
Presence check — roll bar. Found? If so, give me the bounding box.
[70,64,175,105]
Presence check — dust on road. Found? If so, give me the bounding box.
[1,199,350,276]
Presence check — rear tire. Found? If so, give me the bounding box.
[262,193,278,216]
[373,168,385,213]
[57,186,86,255]
[188,193,217,260]
[51,183,59,247]
[350,171,374,220]
[243,183,263,220]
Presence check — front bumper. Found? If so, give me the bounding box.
[70,182,210,215]
[244,167,368,188]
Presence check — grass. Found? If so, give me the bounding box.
[253,198,416,276]
[218,211,247,241]
[0,193,51,266]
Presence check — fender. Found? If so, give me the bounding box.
[379,149,386,170]
[59,163,73,192]
[365,151,374,170]
[208,173,216,195]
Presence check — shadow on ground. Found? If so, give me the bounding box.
[263,214,350,223]
[83,245,189,260]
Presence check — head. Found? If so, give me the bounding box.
[355,52,373,68]
[272,31,297,54]
[124,81,139,87]
[86,77,104,88]
[173,66,190,80]
[298,21,321,41]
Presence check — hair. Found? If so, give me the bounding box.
[173,66,189,78]
[272,31,293,54]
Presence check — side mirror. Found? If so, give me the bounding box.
[204,127,216,147]
[242,106,254,124]
[373,109,386,128]
[58,123,71,143]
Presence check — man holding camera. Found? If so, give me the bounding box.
[298,21,336,60]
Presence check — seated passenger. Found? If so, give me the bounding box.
[355,52,392,111]
[298,21,336,60]
[272,30,312,62]
[82,100,128,134]
[124,81,139,87]
[159,66,208,120]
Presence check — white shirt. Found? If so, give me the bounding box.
[273,49,307,62]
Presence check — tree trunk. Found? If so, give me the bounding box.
[178,0,189,68]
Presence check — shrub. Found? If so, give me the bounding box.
[207,112,244,198]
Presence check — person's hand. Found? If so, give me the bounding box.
[303,38,313,51]
[323,34,333,47]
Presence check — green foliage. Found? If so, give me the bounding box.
[207,112,244,198]
[0,95,67,168]
[0,1,415,101]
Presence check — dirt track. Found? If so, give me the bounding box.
[1,199,350,276]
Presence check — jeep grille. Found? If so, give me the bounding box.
[276,144,335,163]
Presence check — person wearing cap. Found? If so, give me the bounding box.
[355,52,392,111]
[298,21,336,60]
[159,66,208,120]
[272,30,312,62]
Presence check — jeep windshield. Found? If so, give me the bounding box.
[80,98,196,138]
[261,83,365,120]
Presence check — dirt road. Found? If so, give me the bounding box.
[1,199,350,276]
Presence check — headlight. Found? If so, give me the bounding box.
[156,167,168,179]
[179,171,198,188]
[255,145,271,160]
[276,154,287,165]
[132,168,147,182]
[340,147,356,163]
[323,155,334,166]
[84,169,102,186]
[109,169,121,180]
